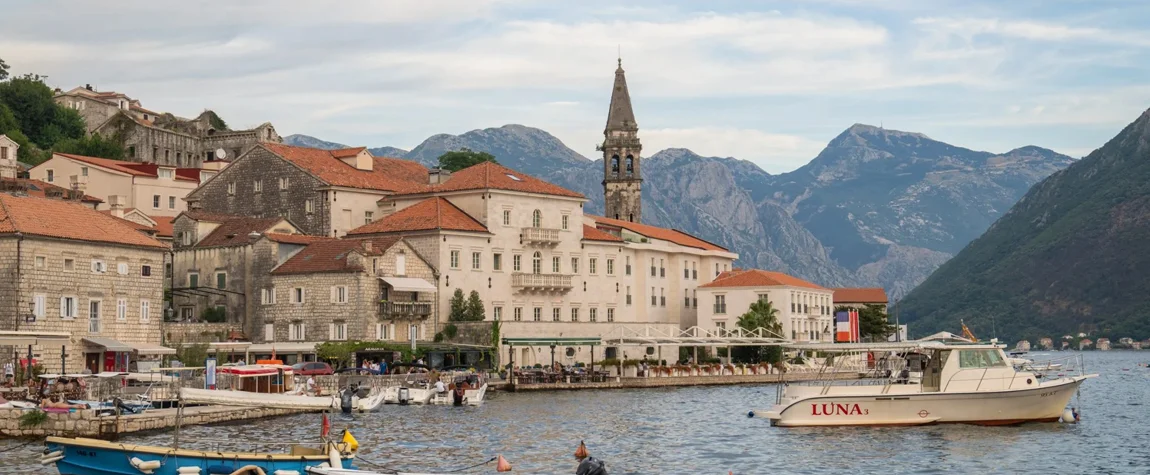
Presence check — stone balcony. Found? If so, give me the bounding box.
[379,301,433,319]
[511,273,573,291]
[521,227,562,245]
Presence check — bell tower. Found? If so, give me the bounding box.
[602,58,642,223]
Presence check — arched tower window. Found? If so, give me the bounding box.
[532,252,542,274]
[629,213,634,222]
[611,155,620,175]
[532,209,542,228]
[625,155,634,175]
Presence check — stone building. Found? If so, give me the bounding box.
[28,152,208,213]
[184,144,428,237]
[602,59,643,223]
[0,192,169,373]
[53,85,281,167]
[830,287,889,313]
[1,134,19,179]
[696,269,835,342]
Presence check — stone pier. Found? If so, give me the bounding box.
[0,405,310,439]
[507,371,860,391]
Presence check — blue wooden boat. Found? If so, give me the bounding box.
[43,436,357,475]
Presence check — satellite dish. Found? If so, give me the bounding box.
[214,148,227,160]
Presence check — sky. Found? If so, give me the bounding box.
[3,0,1150,173]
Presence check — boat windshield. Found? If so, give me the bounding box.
[957,349,1007,368]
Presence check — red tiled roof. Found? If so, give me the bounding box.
[347,197,487,235]
[588,214,728,252]
[175,168,201,183]
[261,143,425,192]
[265,233,334,245]
[331,147,366,158]
[831,288,889,304]
[53,153,151,176]
[150,216,174,238]
[377,157,428,184]
[2,178,103,203]
[195,217,284,248]
[271,236,403,275]
[700,269,825,290]
[398,161,583,198]
[0,193,166,248]
[582,224,623,242]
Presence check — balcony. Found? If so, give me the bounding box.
[511,273,573,291]
[521,227,561,245]
[379,301,432,319]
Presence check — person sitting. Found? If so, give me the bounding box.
[42,395,87,410]
[434,379,446,394]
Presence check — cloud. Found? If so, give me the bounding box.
[913,17,1150,46]
[642,127,827,173]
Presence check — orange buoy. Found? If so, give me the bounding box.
[496,454,513,472]
[574,440,589,459]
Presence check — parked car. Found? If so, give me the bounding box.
[291,362,334,375]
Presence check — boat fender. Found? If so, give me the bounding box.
[747,411,755,418]
[42,450,63,459]
[328,442,343,470]
[39,455,64,465]
[176,468,202,475]
[1061,408,1077,423]
[130,457,162,474]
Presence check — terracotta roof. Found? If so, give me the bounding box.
[260,143,425,192]
[179,210,244,223]
[399,161,583,198]
[265,233,334,245]
[377,156,428,184]
[150,216,174,238]
[347,197,488,235]
[53,153,151,176]
[588,214,728,252]
[271,236,403,275]
[831,288,889,304]
[175,168,201,183]
[700,269,826,290]
[0,193,166,248]
[1,178,103,203]
[331,147,366,158]
[195,217,284,248]
[582,224,623,242]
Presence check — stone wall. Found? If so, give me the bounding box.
[186,146,330,235]
[0,405,307,438]
[164,322,239,344]
[170,244,253,329]
[97,114,203,167]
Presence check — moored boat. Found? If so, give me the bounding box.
[753,341,1095,427]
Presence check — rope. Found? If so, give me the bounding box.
[0,439,37,453]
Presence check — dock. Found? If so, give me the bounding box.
[0,405,309,439]
[502,371,860,392]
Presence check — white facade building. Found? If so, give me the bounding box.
[696,269,835,343]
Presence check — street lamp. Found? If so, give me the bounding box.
[25,301,36,324]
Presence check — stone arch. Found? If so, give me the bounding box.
[625,155,634,174]
[611,154,620,174]
[532,251,542,274]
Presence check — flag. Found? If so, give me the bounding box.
[850,310,861,343]
[321,413,330,438]
[835,311,851,342]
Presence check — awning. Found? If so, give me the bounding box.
[502,337,602,347]
[82,337,135,352]
[208,341,252,353]
[131,342,176,356]
[380,276,436,292]
[248,342,320,354]
[0,331,70,347]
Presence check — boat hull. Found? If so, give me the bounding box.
[45,437,354,475]
[758,376,1089,427]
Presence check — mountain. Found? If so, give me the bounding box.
[282,134,348,150]
[899,109,1150,342]
[404,124,591,177]
[369,146,409,158]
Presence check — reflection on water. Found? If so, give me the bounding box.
[6,351,1150,474]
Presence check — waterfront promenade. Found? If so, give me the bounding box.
[506,370,859,391]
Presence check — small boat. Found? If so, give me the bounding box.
[753,341,1095,427]
[430,371,488,406]
[381,364,435,405]
[43,436,358,475]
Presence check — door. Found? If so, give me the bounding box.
[922,349,948,392]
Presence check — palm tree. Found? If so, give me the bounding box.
[735,299,784,364]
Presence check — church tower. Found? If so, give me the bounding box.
[602,58,642,223]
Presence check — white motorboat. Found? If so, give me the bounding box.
[753,341,1095,427]
[429,372,488,406]
[382,385,434,405]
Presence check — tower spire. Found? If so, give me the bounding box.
[605,57,637,132]
[602,58,643,223]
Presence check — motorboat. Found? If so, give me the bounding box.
[382,363,435,405]
[753,341,1095,427]
[430,371,488,406]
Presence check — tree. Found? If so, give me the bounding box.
[204,110,228,130]
[0,57,9,81]
[437,148,497,172]
[836,304,894,342]
[0,75,84,149]
[464,290,486,321]
[0,102,18,134]
[53,133,125,160]
[733,299,784,364]
[448,288,466,321]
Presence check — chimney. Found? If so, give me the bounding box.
[337,150,373,171]
[361,240,373,253]
[70,174,87,193]
[428,168,451,184]
[85,84,93,91]
[109,195,126,218]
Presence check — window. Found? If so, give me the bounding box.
[562,215,569,230]
[589,308,598,322]
[261,288,276,305]
[140,300,150,322]
[571,308,579,322]
[552,308,561,322]
[472,252,481,270]
[625,256,631,275]
[396,251,406,275]
[571,258,579,274]
[684,261,689,278]
[533,307,541,322]
[180,232,192,246]
[607,308,615,322]
[532,252,542,274]
[493,253,503,271]
[168,196,176,209]
[0,146,6,160]
[493,307,503,321]
[513,254,522,272]
[227,182,236,196]
[289,323,306,341]
[651,287,656,306]
[685,290,691,308]
[450,250,460,269]
[607,259,614,275]
[60,296,76,318]
[959,350,1007,368]
[265,324,275,342]
[88,300,101,333]
[332,286,348,304]
[714,295,727,314]
[651,258,656,276]
[291,287,305,304]
[279,177,290,190]
[215,272,227,289]
[375,323,392,341]
[660,259,665,277]
[91,260,106,273]
[116,298,127,321]
[716,263,720,276]
[64,258,75,271]
[331,322,348,341]
[660,288,666,307]
[33,294,46,318]
[552,256,560,273]
[34,256,45,269]
[626,286,632,306]
[46,170,55,182]
[305,199,314,214]
[180,307,194,321]
[589,258,597,275]
[693,290,698,308]
[80,166,88,177]
[364,211,374,225]
[158,168,174,179]
[514,307,523,322]
[532,210,542,228]
[153,195,161,208]
[503,210,511,226]
[253,180,262,193]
